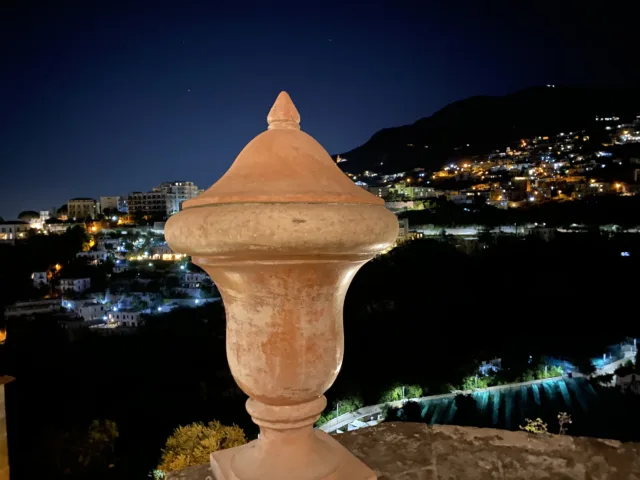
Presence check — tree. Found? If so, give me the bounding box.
[379,384,423,403]
[156,421,246,475]
[18,210,39,222]
[57,204,68,217]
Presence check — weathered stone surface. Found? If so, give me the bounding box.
[168,422,640,479]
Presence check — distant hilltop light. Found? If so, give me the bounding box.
[546,84,556,88]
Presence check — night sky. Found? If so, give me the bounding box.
[1,1,636,219]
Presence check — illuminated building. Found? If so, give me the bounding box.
[0,221,31,244]
[128,191,179,217]
[67,198,98,220]
[58,278,91,294]
[108,310,143,328]
[153,181,201,209]
[31,271,50,288]
[100,196,127,214]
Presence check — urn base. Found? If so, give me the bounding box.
[210,430,376,480]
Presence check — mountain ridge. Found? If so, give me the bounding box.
[335,85,640,174]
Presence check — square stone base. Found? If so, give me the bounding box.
[210,430,376,480]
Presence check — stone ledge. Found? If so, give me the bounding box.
[166,422,640,479]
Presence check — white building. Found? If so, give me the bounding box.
[68,198,98,220]
[0,221,31,244]
[77,303,107,321]
[58,278,91,293]
[62,299,108,321]
[108,310,143,327]
[31,271,50,288]
[76,251,108,264]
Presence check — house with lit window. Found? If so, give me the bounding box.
[67,198,98,220]
[76,250,108,265]
[108,310,143,328]
[31,271,51,288]
[61,299,108,321]
[58,278,91,294]
[0,221,31,244]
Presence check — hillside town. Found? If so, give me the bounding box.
[342,112,640,210]
[1,181,219,334]
[3,112,640,333]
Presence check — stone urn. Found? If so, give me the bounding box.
[165,92,398,479]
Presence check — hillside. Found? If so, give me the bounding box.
[335,86,640,174]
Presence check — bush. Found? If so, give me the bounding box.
[156,421,246,475]
[519,418,548,434]
[379,384,423,403]
[405,384,424,399]
[315,396,364,426]
[460,375,489,391]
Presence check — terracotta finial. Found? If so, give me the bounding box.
[165,91,396,480]
[267,91,301,130]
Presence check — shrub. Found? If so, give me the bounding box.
[519,418,548,434]
[558,412,572,435]
[156,421,246,475]
[379,384,423,403]
[315,395,364,426]
[460,375,489,391]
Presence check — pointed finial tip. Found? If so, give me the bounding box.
[267,91,301,130]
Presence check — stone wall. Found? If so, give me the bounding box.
[167,422,640,479]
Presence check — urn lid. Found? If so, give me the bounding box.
[182,92,383,209]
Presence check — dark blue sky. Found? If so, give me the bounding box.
[0,1,635,218]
